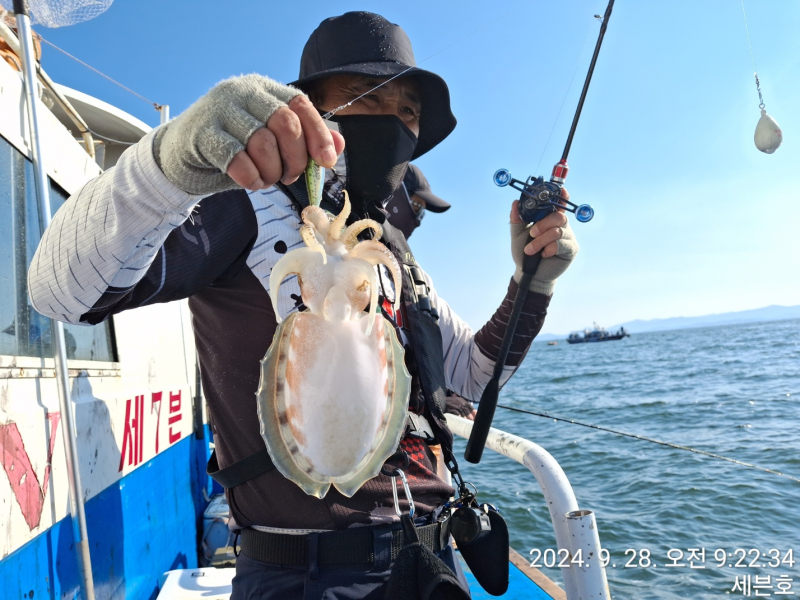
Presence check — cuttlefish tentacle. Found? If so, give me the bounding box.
[327,191,352,242]
[363,266,379,336]
[269,247,324,321]
[300,224,327,265]
[301,206,332,238]
[349,241,403,312]
[342,220,383,250]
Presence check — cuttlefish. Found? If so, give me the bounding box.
[258,191,411,498]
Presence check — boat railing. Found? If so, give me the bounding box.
[445,414,611,600]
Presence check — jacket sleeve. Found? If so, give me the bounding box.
[430,276,550,402]
[27,129,256,324]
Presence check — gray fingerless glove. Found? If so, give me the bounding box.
[511,218,579,295]
[153,74,303,195]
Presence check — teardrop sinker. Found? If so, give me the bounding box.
[754,109,782,154]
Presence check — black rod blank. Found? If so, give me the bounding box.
[561,0,615,162]
[465,252,540,463]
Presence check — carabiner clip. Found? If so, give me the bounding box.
[390,468,415,519]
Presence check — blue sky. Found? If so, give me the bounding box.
[30,0,800,334]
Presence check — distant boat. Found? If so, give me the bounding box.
[548,341,558,346]
[567,323,630,344]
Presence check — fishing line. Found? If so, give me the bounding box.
[322,0,537,118]
[37,35,164,110]
[739,0,765,110]
[533,16,599,175]
[495,404,800,484]
[739,0,758,74]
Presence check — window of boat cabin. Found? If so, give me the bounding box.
[0,135,116,362]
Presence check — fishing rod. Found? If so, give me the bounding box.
[465,0,615,464]
[495,404,800,484]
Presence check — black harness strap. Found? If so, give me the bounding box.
[379,224,452,449]
[207,448,274,489]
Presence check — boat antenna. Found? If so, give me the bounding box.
[465,0,616,464]
[496,404,800,484]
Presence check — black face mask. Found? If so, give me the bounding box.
[326,114,418,219]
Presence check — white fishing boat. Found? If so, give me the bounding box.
[566,324,629,344]
[0,9,613,600]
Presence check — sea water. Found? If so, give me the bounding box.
[453,318,800,600]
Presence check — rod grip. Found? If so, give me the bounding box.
[464,379,499,463]
[522,250,542,276]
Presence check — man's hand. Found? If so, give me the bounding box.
[445,392,477,421]
[153,74,345,195]
[510,189,579,295]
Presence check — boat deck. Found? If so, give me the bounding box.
[461,549,566,600]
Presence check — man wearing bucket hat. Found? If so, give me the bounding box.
[29,11,578,599]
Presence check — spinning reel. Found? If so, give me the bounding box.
[492,163,594,224]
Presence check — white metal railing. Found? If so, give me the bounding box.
[445,414,611,600]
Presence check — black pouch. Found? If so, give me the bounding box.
[452,506,509,596]
[384,515,471,600]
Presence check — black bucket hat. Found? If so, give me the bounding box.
[291,12,457,159]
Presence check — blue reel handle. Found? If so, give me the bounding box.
[493,169,512,187]
[576,204,594,222]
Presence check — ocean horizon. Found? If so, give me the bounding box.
[455,317,799,599]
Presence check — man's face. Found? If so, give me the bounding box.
[316,75,422,138]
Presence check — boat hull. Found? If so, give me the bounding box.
[566,333,628,344]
